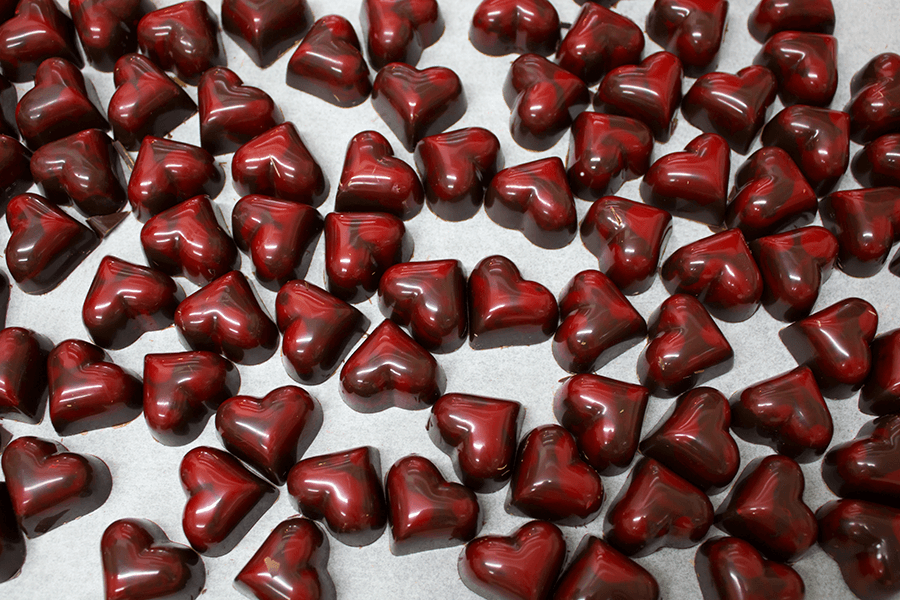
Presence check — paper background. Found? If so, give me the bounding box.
[2,0,900,598]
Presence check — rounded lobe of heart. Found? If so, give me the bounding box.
[467,254,559,350]
[215,385,323,486]
[0,135,33,208]
[1,436,112,538]
[70,0,150,72]
[0,327,51,424]
[861,329,900,416]
[853,134,900,189]
[469,0,560,57]
[339,319,445,413]
[822,414,900,508]
[556,2,644,86]
[646,0,728,76]
[361,0,443,70]
[604,457,713,557]
[748,0,835,42]
[234,517,335,600]
[0,0,82,82]
[286,446,387,547]
[101,518,206,600]
[458,520,566,600]
[0,482,25,584]
[142,350,240,446]
[819,186,900,277]
[695,536,805,600]
[221,0,312,68]
[180,446,278,557]
[555,534,660,600]
[287,15,372,108]
[847,53,900,144]
[427,393,522,494]
[755,32,838,107]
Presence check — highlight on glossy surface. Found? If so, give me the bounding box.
[646,0,728,76]
[556,2,644,86]
[694,536,805,600]
[847,52,900,145]
[819,186,900,278]
[361,0,443,69]
[853,134,900,188]
[755,31,838,107]
[822,414,900,508]
[0,0,82,82]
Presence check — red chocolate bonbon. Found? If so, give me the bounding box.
[755,32,839,107]
[555,535,660,600]
[822,414,900,507]
[748,0,835,42]
[695,536,805,600]
[69,0,149,72]
[556,3,644,86]
[361,0,443,70]
[0,0,82,82]
[0,327,51,424]
[469,0,560,57]
[221,0,312,68]
[646,0,728,76]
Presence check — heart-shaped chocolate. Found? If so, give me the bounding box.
[0,136,32,209]
[0,0,81,82]
[861,329,900,415]
[847,52,900,144]
[695,536,805,600]
[555,535,660,600]
[0,327,51,424]
[755,32,838,106]
[70,0,149,71]
[646,0,728,76]
[221,0,312,67]
[361,0,443,69]
[0,483,25,583]
[853,134,900,188]
[823,414,900,507]
[820,186,900,277]
[748,0,835,42]
[469,0,559,57]
[556,3,643,86]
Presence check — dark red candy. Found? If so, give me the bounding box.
[180,446,277,557]
[0,327,50,424]
[1,436,112,538]
[0,0,81,82]
[853,134,900,188]
[287,446,387,547]
[287,15,371,108]
[0,136,32,208]
[847,53,900,145]
[385,455,480,555]
[47,339,142,436]
[779,297,878,398]
[554,535,660,600]
[0,484,24,583]
[0,76,15,138]
[861,329,900,415]
[822,414,900,507]
[339,319,444,413]
[695,537,805,600]
[755,32,838,107]
[748,0,834,42]
[819,186,900,277]
[556,3,643,86]
[361,0,443,70]
[715,455,817,563]
[730,366,833,462]
[69,0,149,71]
[646,0,728,76]
[427,393,522,493]
[222,0,312,67]
[682,66,778,155]
[469,0,559,57]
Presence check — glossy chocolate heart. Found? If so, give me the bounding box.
[102,518,205,600]
[756,32,838,107]
[231,194,323,290]
[128,136,225,221]
[222,0,312,67]
[340,319,445,413]
[847,53,900,144]
[6,193,99,294]
[661,228,763,322]
[427,393,522,493]
[231,122,328,206]
[2,436,112,538]
[469,0,559,57]
[861,329,900,415]
[0,135,32,209]
[822,414,900,507]
[682,66,778,154]
[779,297,878,398]
[47,339,142,436]
[556,3,643,86]
[0,327,51,424]
[180,445,277,557]
[748,0,834,42]
[853,134,900,188]
[638,294,734,398]
[0,0,81,82]
[0,483,25,583]
[136,0,225,85]
[695,537,805,600]
[216,386,320,486]
[580,195,673,295]
[361,0,443,69]
[555,535,660,600]
[468,255,558,350]
[287,446,387,547]
[82,256,183,350]
[276,280,369,385]
[143,350,240,446]
[640,132,731,226]
[235,517,335,600]
[287,15,371,108]
[604,457,713,557]
[646,0,728,76]
[70,0,149,71]
[820,186,900,277]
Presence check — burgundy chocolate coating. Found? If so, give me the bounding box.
[640,132,731,226]
[414,127,503,222]
[822,415,900,508]
[0,482,25,584]
[553,270,646,373]
[143,350,240,446]
[0,272,8,326]
[854,134,900,188]
[180,445,277,557]
[847,53,900,145]
[15,58,107,149]
[287,15,371,108]
[234,517,335,600]
[485,157,577,249]
[817,499,900,600]
[469,0,559,57]
[222,0,312,67]
[750,226,839,322]
[5,193,99,294]
[646,0,728,76]
[198,67,282,155]
[748,0,834,42]
[730,366,833,462]
[0,75,15,138]
[324,211,412,304]
[604,457,713,557]
[682,66,777,155]
[385,455,480,555]
[458,520,566,600]
[660,228,763,322]
[231,122,328,207]
[361,0,443,70]
[640,387,740,494]
[502,54,589,152]
[287,446,387,547]
[820,186,900,277]
[427,393,522,493]
[82,255,184,350]
[726,147,818,239]
[47,339,142,436]
[861,329,900,415]
[102,518,206,600]
[554,534,660,600]
[637,294,735,398]
[761,105,850,197]
[1,436,112,538]
[339,319,445,413]
[755,32,838,107]
[580,195,673,295]
[507,424,604,526]
[136,0,226,85]
[779,297,878,398]
[30,129,127,216]
[128,136,225,221]
[215,386,322,486]
[0,0,82,82]
[468,255,559,350]
[231,194,323,290]
[69,0,149,71]
[556,3,644,86]
[694,537,805,600]
[141,195,239,287]
[275,280,369,386]
[0,327,50,424]
[0,136,32,209]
